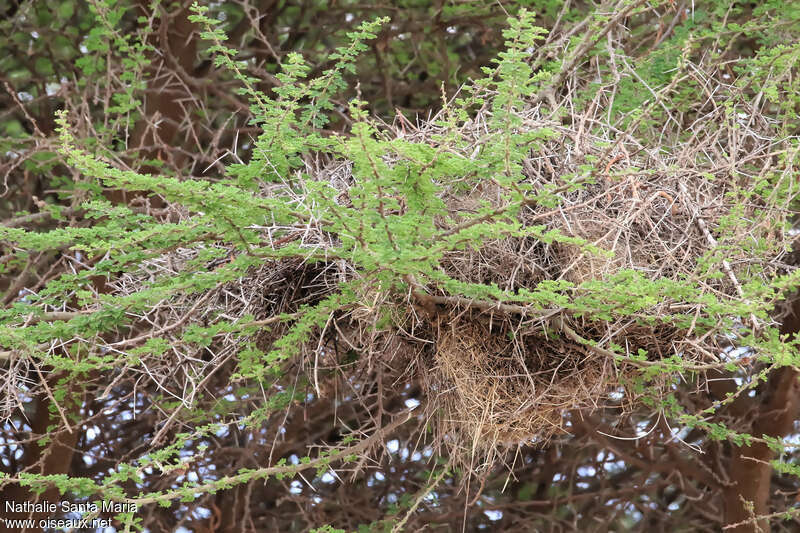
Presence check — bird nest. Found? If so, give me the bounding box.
[430,320,613,448]
[384,77,794,463]
[38,61,796,470]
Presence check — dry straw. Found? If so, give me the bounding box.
[16,61,794,469]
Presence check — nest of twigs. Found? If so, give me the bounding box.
[430,320,612,449]
[386,73,792,461]
[19,61,794,470]
[423,311,688,462]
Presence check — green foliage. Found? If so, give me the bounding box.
[3,0,800,530]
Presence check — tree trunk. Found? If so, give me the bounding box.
[723,301,800,531]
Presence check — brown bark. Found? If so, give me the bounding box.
[108,0,200,206]
[132,1,198,153]
[723,302,800,532]
[0,5,202,530]
[0,375,85,532]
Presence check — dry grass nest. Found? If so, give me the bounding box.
[39,63,796,466]
[378,68,793,460]
[422,313,686,461]
[431,319,612,449]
